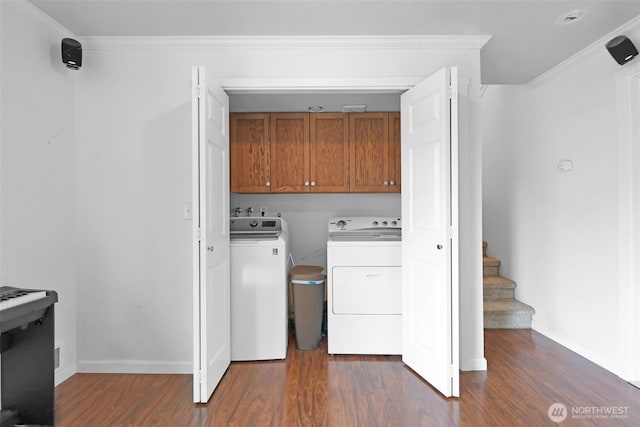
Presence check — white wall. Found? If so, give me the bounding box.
[0,1,77,384]
[231,193,401,267]
[482,23,640,378]
[74,37,486,372]
[74,53,195,372]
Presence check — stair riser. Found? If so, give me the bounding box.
[484,312,533,329]
[484,288,514,299]
[483,266,500,276]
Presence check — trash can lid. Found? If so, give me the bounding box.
[289,265,326,281]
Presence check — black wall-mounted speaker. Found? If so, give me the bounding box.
[61,38,82,70]
[606,36,638,65]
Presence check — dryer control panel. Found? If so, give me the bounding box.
[328,217,401,241]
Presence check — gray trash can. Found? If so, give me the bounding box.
[289,265,326,350]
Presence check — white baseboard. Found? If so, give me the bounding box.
[532,321,622,379]
[77,360,192,374]
[460,356,488,371]
[55,365,76,386]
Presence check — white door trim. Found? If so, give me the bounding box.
[616,60,640,383]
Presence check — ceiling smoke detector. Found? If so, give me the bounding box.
[555,9,588,26]
[342,104,367,113]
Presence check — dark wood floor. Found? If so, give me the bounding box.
[55,330,640,426]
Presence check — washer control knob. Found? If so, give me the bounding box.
[336,220,347,229]
[372,221,379,227]
[381,221,388,226]
[391,220,398,226]
[250,219,259,227]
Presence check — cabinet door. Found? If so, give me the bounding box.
[389,112,401,192]
[230,114,271,193]
[349,113,389,192]
[310,113,349,192]
[270,113,310,192]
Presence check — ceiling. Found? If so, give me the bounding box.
[29,0,640,84]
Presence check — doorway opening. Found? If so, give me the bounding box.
[227,90,403,268]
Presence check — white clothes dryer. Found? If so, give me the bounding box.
[326,217,402,355]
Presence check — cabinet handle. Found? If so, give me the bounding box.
[311,181,316,187]
[390,180,396,186]
[266,181,271,187]
[384,181,389,186]
[304,181,310,186]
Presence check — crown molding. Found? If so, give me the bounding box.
[80,35,491,51]
[4,0,75,39]
[528,14,640,88]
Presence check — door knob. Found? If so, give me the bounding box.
[207,246,214,252]
[436,244,443,250]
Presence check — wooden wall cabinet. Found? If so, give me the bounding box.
[230,114,271,193]
[231,112,398,193]
[270,113,310,192]
[349,112,400,192]
[270,113,350,193]
[310,113,350,192]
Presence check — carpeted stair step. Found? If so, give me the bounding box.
[482,240,536,329]
[483,275,516,299]
[483,255,501,277]
[484,298,536,329]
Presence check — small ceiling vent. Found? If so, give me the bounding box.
[342,104,367,113]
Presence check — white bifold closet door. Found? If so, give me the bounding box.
[191,66,231,403]
[401,66,460,398]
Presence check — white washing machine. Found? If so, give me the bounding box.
[327,216,402,355]
[230,217,290,361]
